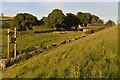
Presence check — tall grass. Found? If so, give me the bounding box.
[2,26,118,78]
[2,26,84,58]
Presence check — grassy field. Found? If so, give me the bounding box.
[0,16,13,20]
[2,26,84,58]
[2,26,119,78]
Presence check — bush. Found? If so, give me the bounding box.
[86,26,105,34]
[93,26,105,32]
[86,29,94,34]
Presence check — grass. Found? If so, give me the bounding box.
[2,26,84,58]
[2,26,119,78]
[0,16,13,20]
[0,16,13,28]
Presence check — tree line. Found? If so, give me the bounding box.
[11,9,115,31]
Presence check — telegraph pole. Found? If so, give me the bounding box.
[14,27,16,59]
[7,29,10,60]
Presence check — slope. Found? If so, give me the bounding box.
[2,26,118,78]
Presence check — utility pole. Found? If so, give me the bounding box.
[14,27,16,59]
[7,29,10,60]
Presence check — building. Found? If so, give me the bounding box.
[78,23,103,32]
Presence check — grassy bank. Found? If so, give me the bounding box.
[2,26,84,58]
[2,26,118,78]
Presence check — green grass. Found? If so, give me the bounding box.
[2,26,84,58]
[2,26,119,78]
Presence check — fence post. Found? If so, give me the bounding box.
[7,29,10,60]
[14,27,16,59]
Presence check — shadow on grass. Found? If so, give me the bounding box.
[34,30,54,33]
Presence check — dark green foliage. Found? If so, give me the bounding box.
[11,13,38,31]
[105,20,115,27]
[1,21,12,28]
[77,12,92,26]
[1,13,4,17]
[40,17,49,26]
[91,15,104,24]
[47,9,66,30]
[86,29,94,34]
[93,26,105,32]
[40,9,104,30]
[1,9,104,31]
[65,13,79,30]
[86,27,105,34]
[77,12,104,27]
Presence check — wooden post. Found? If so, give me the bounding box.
[7,29,10,60]
[14,27,16,59]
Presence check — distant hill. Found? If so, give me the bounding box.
[2,26,119,78]
[0,16,13,21]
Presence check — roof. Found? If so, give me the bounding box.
[88,23,103,26]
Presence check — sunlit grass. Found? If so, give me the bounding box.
[2,26,84,58]
[2,26,118,78]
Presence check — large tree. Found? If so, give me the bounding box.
[77,12,104,27]
[65,13,79,30]
[40,9,104,30]
[47,9,66,30]
[12,13,38,31]
[77,12,93,27]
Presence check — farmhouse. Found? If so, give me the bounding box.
[87,23,103,28]
[78,24,103,32]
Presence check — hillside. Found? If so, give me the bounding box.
[2,26,119,78]
[2,26,84,58]
[0,16,13,21]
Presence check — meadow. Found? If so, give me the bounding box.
[2,26,84,58]
[2,26,119,78]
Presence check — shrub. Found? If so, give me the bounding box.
[86,29,94,34]
[86,26,105,34]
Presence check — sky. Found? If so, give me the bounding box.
[1,1,119,23]
[1,0,120,2]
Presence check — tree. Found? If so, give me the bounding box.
[12,13,38,31]
[91,15,104,24]
[39,9,104,30]
[65,13,79,30]
[77,12,104,27]
[1,13,4,17]
[105,20,115,27]
[77,12,93,27]
[47,9,66,30]
[40,17,49,26]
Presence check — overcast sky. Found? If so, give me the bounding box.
[1,0,119,23]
